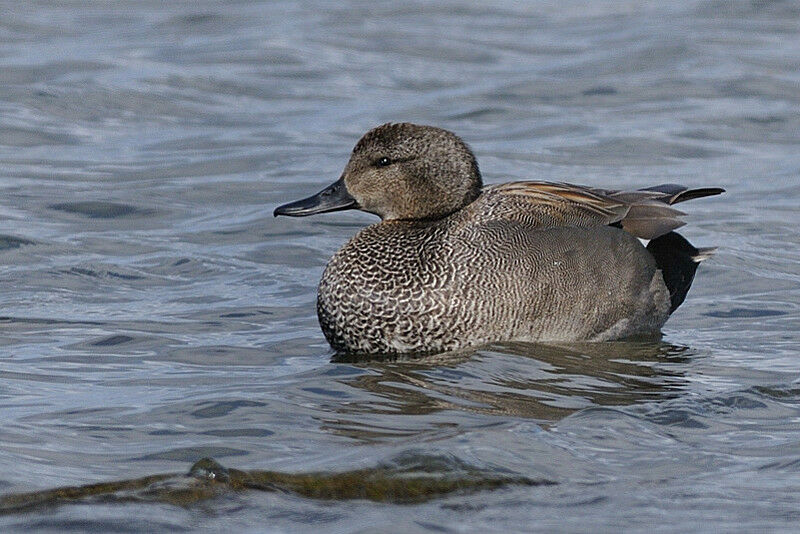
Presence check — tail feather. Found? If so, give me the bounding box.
[614,184,725,240]
[692,247,717,263]
[639,184,726,205]
[620,216,685,240]
[591,184,725,239]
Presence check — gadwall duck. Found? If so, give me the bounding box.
[275,123,723,355]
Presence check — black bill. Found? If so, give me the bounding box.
[273,178,358,217]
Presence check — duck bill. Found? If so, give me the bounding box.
[273,178,358,217]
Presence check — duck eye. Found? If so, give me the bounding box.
[376,157,391,167]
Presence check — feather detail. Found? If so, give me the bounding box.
[474,181,724,240]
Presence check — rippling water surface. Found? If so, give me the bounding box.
[1,1,799,531]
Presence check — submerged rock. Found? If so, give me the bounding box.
[0,456,553,514]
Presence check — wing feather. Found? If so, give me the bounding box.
[471,181,723,239]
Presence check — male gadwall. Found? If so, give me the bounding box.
[275,123,723,355]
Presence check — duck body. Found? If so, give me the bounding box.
[275,123,723,355]
[318,213,668,354]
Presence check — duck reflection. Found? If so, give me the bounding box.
[325,341,693,439]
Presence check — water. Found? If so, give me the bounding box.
[1,0,799,531]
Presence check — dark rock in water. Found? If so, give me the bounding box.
[188,457,231,483]
[0,456,553,514]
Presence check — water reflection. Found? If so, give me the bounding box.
[330,341,693,430]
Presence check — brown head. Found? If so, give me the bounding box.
[274,123,483,221]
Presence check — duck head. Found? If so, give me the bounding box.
[274,123,483,221]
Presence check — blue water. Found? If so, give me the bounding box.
[1,1,799,532]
